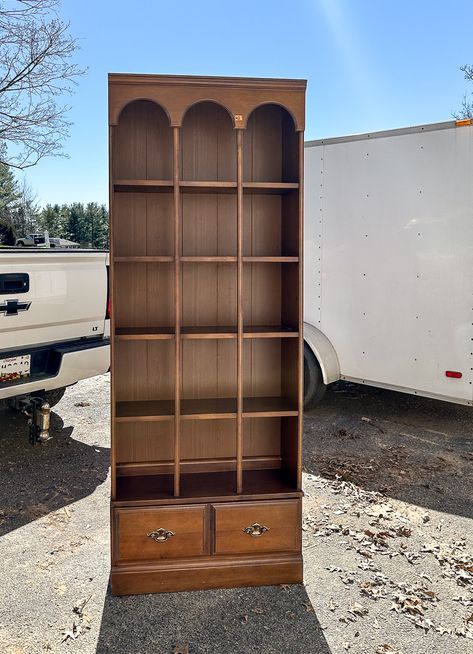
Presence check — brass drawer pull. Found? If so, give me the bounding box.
[147,528,175,542]
[243,523,270,537]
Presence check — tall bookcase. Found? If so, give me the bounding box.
[109,74,306,595]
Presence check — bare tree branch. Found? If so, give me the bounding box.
[453,65,473,120]
[0,0,85,168]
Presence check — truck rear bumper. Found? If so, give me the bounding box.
[0,339,110,400]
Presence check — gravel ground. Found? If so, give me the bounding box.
[304,383,473,654]
[0,375,471,654]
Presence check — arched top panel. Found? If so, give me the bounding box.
[243,103,299,183]
[243,102,298,132]
[116,98,172,126]
[181,99,235,128]
[113,99,173,180]
[181,101,237,182]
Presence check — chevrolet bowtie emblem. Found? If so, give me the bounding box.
[0,299,31,316]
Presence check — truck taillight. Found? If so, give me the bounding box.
[106,297,111,319]
[445,370,462,379]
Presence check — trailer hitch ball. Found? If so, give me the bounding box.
[37,402,51,443]
[23,398,51,444]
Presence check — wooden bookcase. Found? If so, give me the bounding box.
[109,74,306,595]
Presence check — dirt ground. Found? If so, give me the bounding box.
[0,375,471,654]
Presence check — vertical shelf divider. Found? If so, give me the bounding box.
[173,126,181,497]
[236,129,244,494]
[109,124,116,501]
[296,130,304,490]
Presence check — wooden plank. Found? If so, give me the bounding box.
[111,557,302,595]
[236,129,244,494]
[296,130,304,490]
[109,125,116,501]
[180,181,237,192]
[242,182,299,194]
[181,325,237,339]
[113,256,174,262]
[243,326,298,338]
[115,400,175,421]
[180,256,237,262]
[242,256,299,263]
[113,179,174,186]
[117,456,281,475]
[173,126,181,497]
[115,327,175,340]
[243,396,298,417]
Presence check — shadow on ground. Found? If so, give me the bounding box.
[0,408,109,537]
[96,582,332,654]
[304,381,473,519]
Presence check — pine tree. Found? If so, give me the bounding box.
[9,178,40,235]
[0,144,19,219]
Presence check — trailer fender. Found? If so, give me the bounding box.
[303,322,340,384]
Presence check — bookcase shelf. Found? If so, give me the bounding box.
[114,256,174,263]
[110,73,305,595]
[113,180,174,193]
[115,327,175,340]
[115,469,301,503]
[180,181,237,193]
[180,256,237,263]
[242,182,299,194]
[114,325,298,341]
[115,399,175,422]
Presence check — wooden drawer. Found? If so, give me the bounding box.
[114,505,207,562]
[213,500,301,555]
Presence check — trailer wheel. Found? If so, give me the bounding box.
[304,343,326,410]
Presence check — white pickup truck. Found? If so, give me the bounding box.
[0,249,110,441]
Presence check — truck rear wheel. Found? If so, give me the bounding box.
[304,343,326,410]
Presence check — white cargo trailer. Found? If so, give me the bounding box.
[303,119,473,407]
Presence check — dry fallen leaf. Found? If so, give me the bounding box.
[73,594,92,618]
[376,646,401,654]
[61,620,82,642]
[326,565,343,573]
[173,643,189,654]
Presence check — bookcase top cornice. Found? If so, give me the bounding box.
[108,73,307,130]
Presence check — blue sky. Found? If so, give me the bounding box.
[23,0,473,206]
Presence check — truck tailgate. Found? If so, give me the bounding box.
[0,251,108,351]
